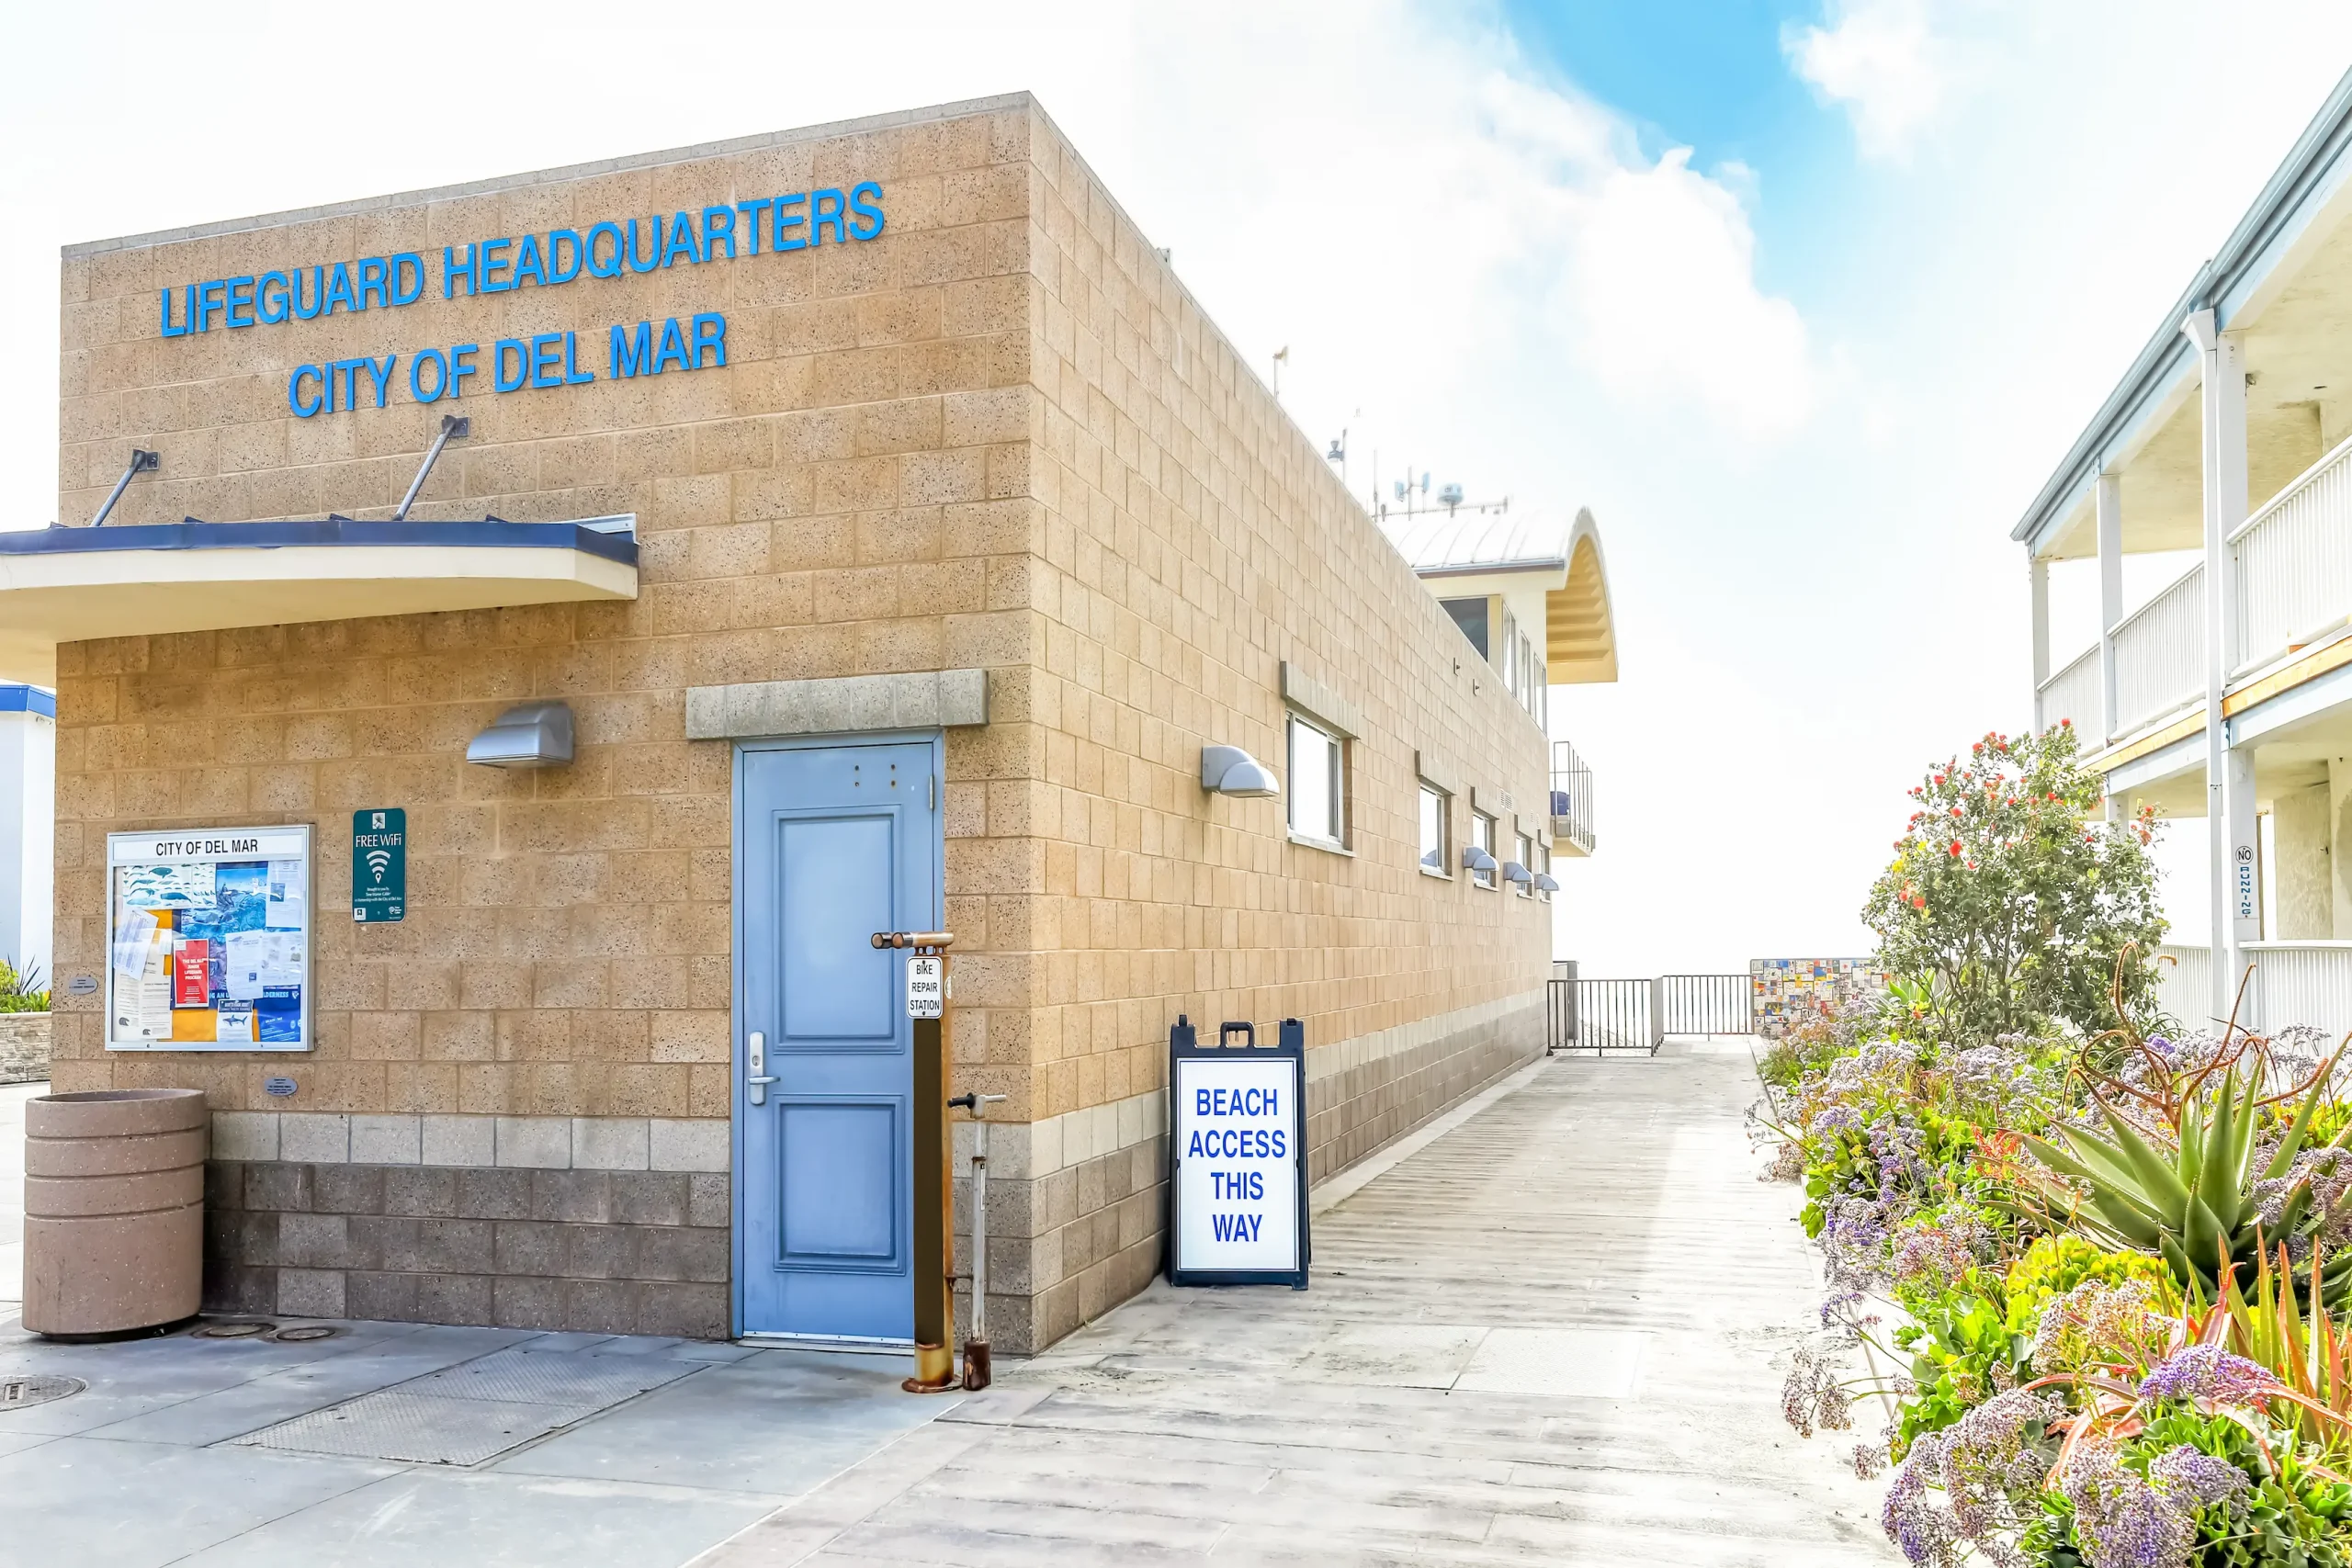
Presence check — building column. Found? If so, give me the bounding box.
[2030,555,2051,732]
[2097,468,2122,742]
[2186,309,2255,1022]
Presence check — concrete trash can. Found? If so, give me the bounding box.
[23,1089,208,1337]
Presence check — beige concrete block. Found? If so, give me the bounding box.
[572,1116,651,1170]
[279,1113,351,1164]
[495,1115,572,1168]
[211,1111,278,1163]
[351,1114,423,1166]
[650,1118,729,1172]
[421,1113,495,1167]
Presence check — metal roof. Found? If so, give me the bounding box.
[1383,508,1569,577]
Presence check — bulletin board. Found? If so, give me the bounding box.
[107,826,312,1052]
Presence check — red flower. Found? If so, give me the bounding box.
[2060,717,2072,728]
[1950,840,1962,856]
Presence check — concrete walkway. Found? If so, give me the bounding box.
[0,1047,1890,1565]
[697,1043,1894,1565]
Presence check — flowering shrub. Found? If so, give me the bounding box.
[1864,726,2166,1042]
[1760,728,2352,1565]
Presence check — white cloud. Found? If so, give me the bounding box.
[1784,0,1949,160]
[1105,15,1819,451]
[1561,148,1815,440]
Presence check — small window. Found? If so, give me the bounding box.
[1419,785,1448,874]
[1514,831,1534,897]
[1288,715,1344,846]
[1441,597,1489,659]
[1471,811,1495,889]
[1537,842,1553,902]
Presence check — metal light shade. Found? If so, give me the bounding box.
[467,701,576,768]
[1462,845,1497,873]
[1200,744,1280,798]
[1502,861,1532,885]
[1533,873,1560,893]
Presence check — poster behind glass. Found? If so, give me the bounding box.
[107,826,311,1051]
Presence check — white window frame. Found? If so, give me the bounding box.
[1514,830,1534,897]
[1470,811,1496,889]
[1286,713,1347,851]
[1418,784,1449,877]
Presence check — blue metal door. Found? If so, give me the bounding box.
[737,739,937,1340]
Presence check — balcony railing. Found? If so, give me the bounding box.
[1550,739,1596,857]
[2111,562,2204,737]
[2157,941,2352,1040]
[2036,645,2101,738]
[2234,433,2352,675]
[2041,434,2352,750]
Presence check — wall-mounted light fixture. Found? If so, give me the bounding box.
[1533,873,1560,893]
[1200,744,1279,798]
[1462,845,1497,874]
[467,702,575,768]
[1502,861,1532,886]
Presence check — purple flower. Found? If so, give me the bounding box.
[2063,1445,2197,1568]
[2148,1445,2246,1509]
[1809,1104,1863,1136]
[2137,1345,2273,1406]
[1880,1437,1961,1565]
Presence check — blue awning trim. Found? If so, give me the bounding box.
[0,684,56,718]
[0,518,638,567]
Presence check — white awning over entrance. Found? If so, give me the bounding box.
[0,514,639,684]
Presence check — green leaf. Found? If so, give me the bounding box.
[2266,1072,2329,1179]
[2099,1102,2196,1225]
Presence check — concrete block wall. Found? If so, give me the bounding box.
[0,1012,50,1085]
[944,105,1553,1351]
[50,94,1555,1349]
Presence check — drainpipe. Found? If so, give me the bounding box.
[948,1091,1008,1389]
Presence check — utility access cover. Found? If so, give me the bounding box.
[232,1348,695,1465]
[0,1376,85,1412]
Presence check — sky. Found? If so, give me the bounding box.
[6,2,2352,974]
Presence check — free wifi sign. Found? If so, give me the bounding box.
[351,808,407,923]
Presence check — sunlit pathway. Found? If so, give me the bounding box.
[701,1044,1896,1566]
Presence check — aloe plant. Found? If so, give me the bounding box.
[2019,1059,2352,1305]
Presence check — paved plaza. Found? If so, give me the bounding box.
[0,1051,1892,1565]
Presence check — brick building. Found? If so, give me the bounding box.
[7,94,1615,1351]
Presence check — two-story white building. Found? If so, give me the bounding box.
[2018,67,2352,1035]
[1381,502,1616,870]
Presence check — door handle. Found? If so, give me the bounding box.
[746,1031,777,1105]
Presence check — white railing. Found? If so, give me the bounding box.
[2036,645,2101,738]
[2233,434,2352,674]
[2111,562,2204,736]
[2155,942,2352,1041]
[2245,942,2352,1041]
[2156,943,2212,1032]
